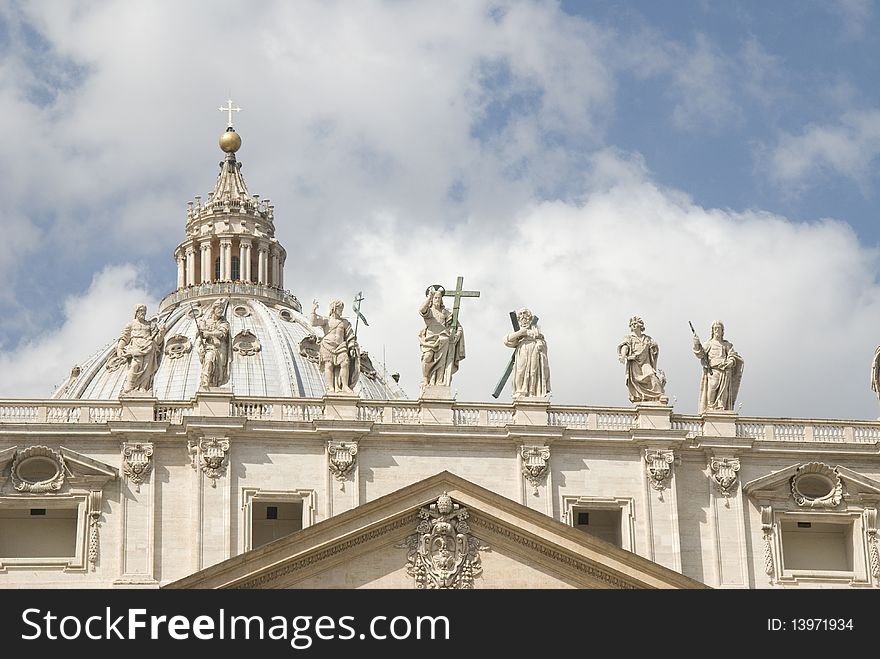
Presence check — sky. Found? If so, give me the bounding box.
[2,0,880,420]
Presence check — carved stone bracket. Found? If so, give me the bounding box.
[188,437,230,487]
[709,457,740,497]
[328,440,358,484]
[11,446,66,493]
[88,490,102,571]
[645,448,674,491]
[521,445,550,494]
[791,462,842,508]
[122,442,154,493]
[398,492,488,589]
[867,508,880,580]
[761,506,775,581]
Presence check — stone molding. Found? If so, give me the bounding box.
[327,440,358,483]
[122,442,154,493]
[521,445,550,494]
[237,513,418,589]
[189,436,230,487]
[791,462,842,508]
[11,445,65,493]
[645,448,674,491]
[709,457,740,497]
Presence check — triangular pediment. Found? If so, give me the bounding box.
[166,471,707,590]
[59,446,118,484]
[0,445,117,493]
[743,462,880,503]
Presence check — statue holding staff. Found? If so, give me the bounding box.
[690,320,744,413]
[114,304,167,395]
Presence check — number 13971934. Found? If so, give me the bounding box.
[768,618,854,631]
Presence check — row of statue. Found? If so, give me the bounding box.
[106,285,748,414]
[109,300,231,394]
[414,284,745,412]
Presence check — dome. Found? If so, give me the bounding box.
[52,294,408,401]
[51,106,408,403]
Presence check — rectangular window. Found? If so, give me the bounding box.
[573,507,622,547]
[251,501,303,549]
[781,519,853,572]
[231,256,240,281]
[0,507,78,558]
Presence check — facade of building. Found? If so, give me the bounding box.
[1,123,878,590]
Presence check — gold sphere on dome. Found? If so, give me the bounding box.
[219,129,242,153]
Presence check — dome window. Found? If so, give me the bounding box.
[231,256,240,281]
[279,309,293,322]
[164,335,193,359]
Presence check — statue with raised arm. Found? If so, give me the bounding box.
[115,304,166,395]
[419,285,465,392]
[310,299,360,394]
[503,307,550,399]
[692,320,744,413]
[617,316,666,403]
[197,299,231,389]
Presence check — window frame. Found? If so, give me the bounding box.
[562,496,636,552]
[772,510,868,585]
[240,488,316,553]
[0,494,89,571]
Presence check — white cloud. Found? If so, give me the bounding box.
[2,1,879,423]
[668,33,739,130]
[0,264,158,398]
[342,151,880,419]
[763,110,880,192]
[830,0,873,39]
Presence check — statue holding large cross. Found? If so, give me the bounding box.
[493,307,550,400]
[418,276,479,395]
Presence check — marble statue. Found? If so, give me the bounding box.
[617,316,666,403]
[196,299,231,388]
[310,299,360,393]
[503,307,550,399]
[114,304,167,396]
[692,320,744,413]
[871,344,880,409]
[419,285,465,392]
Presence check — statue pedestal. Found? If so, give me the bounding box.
[420,384,453,400]
[194,388,233,417]
[120,396,158,422]
[419,385,454,425]
[323,393,360,421]
[636,401,672,431]
[701,410,737,438]
[513,397,550,426]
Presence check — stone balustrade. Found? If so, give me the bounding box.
[159,280,301,312]
[1,398,880,445]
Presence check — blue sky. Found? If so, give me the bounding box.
[2,0,880,419]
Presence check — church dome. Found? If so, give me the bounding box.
[51,105,407,402]
[52,294,406,401]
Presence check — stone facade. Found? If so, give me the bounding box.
[1,395,879,588]
[2,116,878,590]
